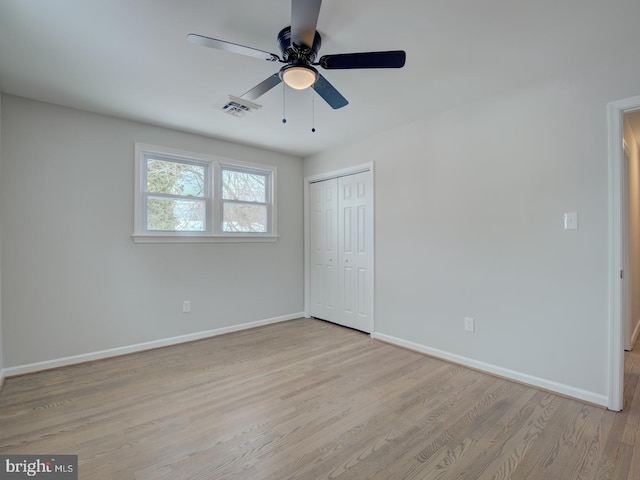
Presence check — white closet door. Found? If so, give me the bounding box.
[309,178,338,321]
[337,172,373,332]
[309,171,373,333]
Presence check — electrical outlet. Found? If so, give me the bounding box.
[183,300,191,313]
[464,317,475,332]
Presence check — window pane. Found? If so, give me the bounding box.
[223,203,267,232]
[147,197,206,231]
[222,170,266,202]
[147,159,205,197]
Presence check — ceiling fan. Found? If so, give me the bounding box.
[187,0,406,110]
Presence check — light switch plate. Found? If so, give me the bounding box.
[564,212,578,230]
[464,317,475,332]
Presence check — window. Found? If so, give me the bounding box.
[134,144,276,242]
[145,156,209,233]
[221,167,270,233]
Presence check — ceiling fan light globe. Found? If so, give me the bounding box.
[281,65,318,90]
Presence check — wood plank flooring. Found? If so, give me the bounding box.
[1,318,639,479]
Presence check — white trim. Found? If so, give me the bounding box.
[134,143,217,237]
[374,332,608,408]
[2,312,304,377]
[134,142,278,238]
[304,179,311,318]
[131,234,278,244]
[303,162,375,335]
[607,95,640,411]
[306,164,372,183]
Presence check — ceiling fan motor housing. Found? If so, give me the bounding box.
[277,26,322,65]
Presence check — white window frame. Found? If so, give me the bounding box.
[133,143,277,243]
[140,151,212,235]
[219,164,273,235]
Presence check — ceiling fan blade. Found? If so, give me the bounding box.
[187,33,281,62]
[319,50,406,69]
[291,0,322,48]
[240,74,282,101]
[313,74,348,109]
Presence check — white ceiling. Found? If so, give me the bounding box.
[1,0,639,157]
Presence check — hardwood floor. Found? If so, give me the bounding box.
[1,318,639,479]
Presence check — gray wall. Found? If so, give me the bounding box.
[305,60,640,404]
[0,95,304,368]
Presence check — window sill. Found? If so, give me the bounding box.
[131,234,279,244]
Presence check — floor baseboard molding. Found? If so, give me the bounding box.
[373,332,608,408]
[3,312,305,378]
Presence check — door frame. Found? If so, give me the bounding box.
[304,162,375,335]
[607,95,640,411]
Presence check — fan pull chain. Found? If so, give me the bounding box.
[281,82,287,124]
[311,90,316,133]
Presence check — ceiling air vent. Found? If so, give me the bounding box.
[217,95,262,118]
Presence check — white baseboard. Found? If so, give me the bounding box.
[3,312,305,378]
[373,332,608,408]
[0,369,5,392]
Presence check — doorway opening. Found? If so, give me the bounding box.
[607,95,640,411]
[623,112,640,352]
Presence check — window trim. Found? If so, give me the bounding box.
[133,143,278,243]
